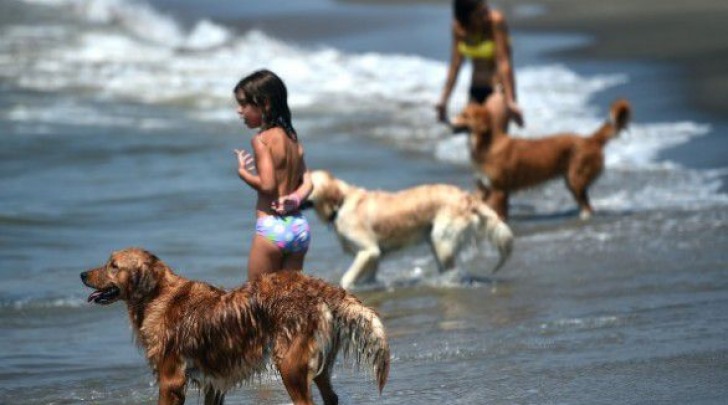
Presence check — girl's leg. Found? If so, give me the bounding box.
[247,234,283,282]
[281,251,307,273]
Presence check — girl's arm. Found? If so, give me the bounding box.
[492,11,524,127]
[234,149,258,187]
[235,135,276,195]
[292,163,313,202]
[437,21,465,123]
[273,154,312,214]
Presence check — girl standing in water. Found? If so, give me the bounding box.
[233,69,312,282]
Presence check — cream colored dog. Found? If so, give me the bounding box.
[303,170,514,289]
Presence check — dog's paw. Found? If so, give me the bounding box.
[579,210,592,221]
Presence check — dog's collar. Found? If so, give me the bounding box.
[299,198,340,224]
[327,207,339,223]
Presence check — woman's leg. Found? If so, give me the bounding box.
[484,91,510,135]
[247,234,283,282]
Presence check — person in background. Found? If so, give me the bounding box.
[437,0,524,133]
[233,69,313,282]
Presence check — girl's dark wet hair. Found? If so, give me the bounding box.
[233,69,297,140]
[454,0,485,27]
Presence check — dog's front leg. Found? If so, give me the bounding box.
[341,248,380,289]
[157,356,187,405]
[485,189,509,220]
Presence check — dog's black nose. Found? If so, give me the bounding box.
[80,272,88,284]
[299,200,314,211]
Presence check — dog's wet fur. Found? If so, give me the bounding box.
[81,247,390,405]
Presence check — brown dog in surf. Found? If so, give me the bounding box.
[459,99,631,220]
[80,247,390,405]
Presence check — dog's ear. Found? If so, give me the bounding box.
[309,171,345,222]
[316,178,345,223]
[317,195,338,223]
[126,251,162,302]
[328,180,345,206]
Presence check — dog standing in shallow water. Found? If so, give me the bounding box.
[460,99,631,220]
[80,247,389,405]
[303,170,514,290]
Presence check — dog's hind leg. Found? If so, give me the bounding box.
[278,335,316,405]
[575,191,593,220]
[313,335,339,405]
[566,164,600,220]
[203,386,225,405]
[341,248,380,289]
[314,366,338,405]
[430,214,468,272]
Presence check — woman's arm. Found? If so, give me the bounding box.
[492,11,524,126]
[437,21,465,123]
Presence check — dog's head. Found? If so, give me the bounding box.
[303,170,348,223]
[454,104,491,135]
[455,104,495,156]
[80,247,165,305]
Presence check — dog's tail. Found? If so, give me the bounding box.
[592,98,631,145]
[473,200,514,273]
[328,294,390,393]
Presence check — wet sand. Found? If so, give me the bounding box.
[498,0,728,117]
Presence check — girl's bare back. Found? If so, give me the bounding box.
[254,127,305,215]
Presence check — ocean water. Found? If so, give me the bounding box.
[1,0,727,404]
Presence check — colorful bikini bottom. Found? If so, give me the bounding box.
[255,213,311,254]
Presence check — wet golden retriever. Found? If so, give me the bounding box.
[460,99,631,220]
[80,247,390,405]
[303,170,514,289]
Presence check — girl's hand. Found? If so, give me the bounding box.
[272,193,301,215]
[234,149,256,174]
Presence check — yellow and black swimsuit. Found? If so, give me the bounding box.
[458,36,496,102]
[457,37,495,60]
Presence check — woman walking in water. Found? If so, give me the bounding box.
[437,0,524,133]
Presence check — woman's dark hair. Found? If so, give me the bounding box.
[454,0,485,27]
[233,69,297,140]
